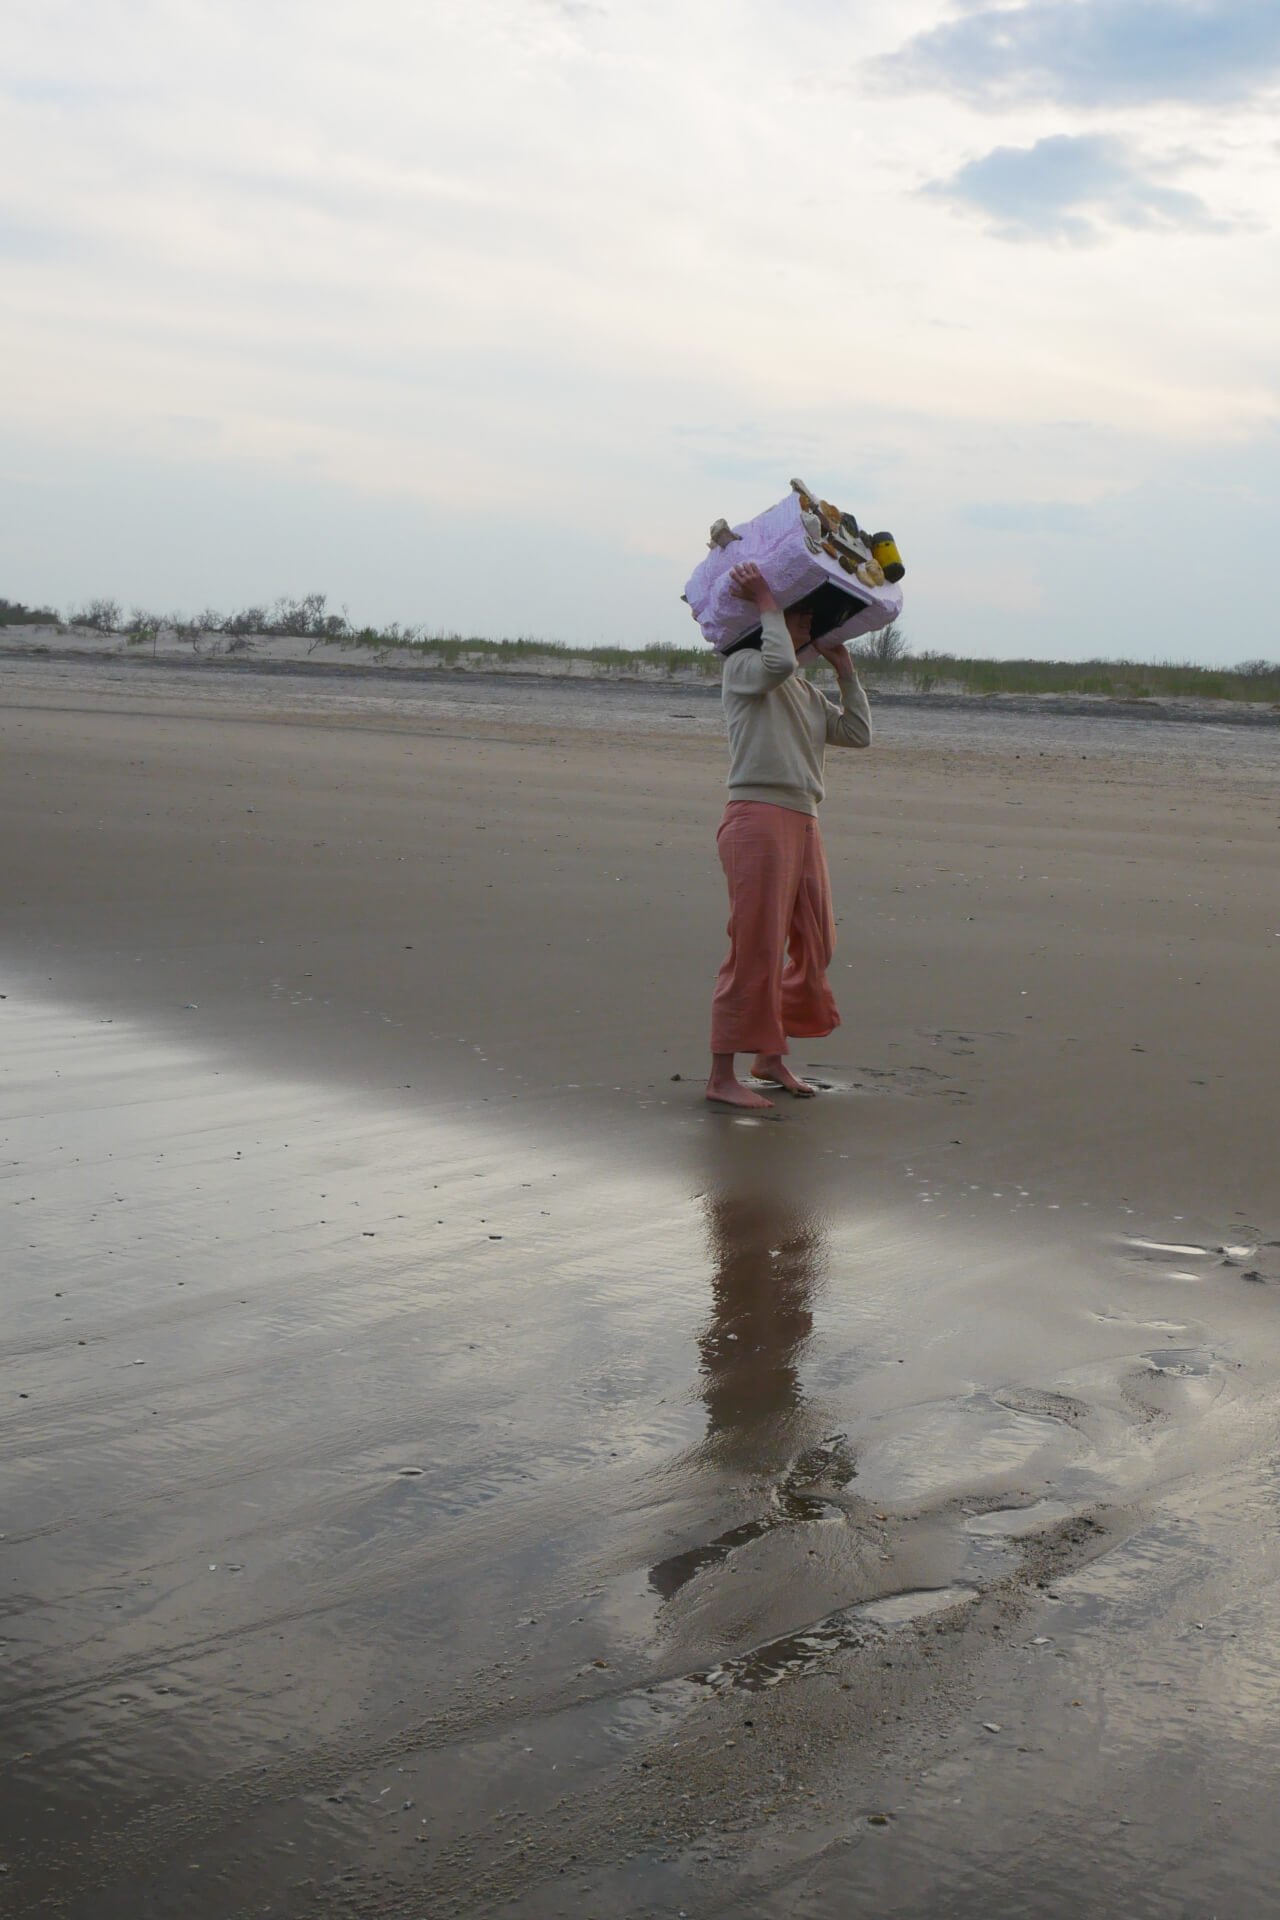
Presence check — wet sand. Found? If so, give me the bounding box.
[2,659,1279,1916]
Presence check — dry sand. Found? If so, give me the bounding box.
[2,655,1279,1917]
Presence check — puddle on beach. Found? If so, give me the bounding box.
[4,992,1280,1916]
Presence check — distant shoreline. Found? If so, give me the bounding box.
[4,635,1280,730]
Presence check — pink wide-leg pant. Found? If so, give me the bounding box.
[709,800,840,1057]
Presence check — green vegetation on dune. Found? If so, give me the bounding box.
[872,653,1280,705]
[389,629,713,673]
[5,590,1278,705]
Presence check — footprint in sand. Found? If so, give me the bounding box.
[694,1583,973,1694]
[1123,1232,1280,1289]
[805,1062,969,1102]
[648,1435,858,1601]
[1123,1236,1220,1283]
[851,1389,1091,1508]
[1121,1346,1229,1423]
[919,1027,1015,1058]
[993,1386,1090,1427]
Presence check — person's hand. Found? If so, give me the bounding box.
[729,562,778,613]
[814,634,854,680]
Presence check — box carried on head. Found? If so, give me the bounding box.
[683,479,905,655]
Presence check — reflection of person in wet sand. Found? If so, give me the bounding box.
[699,1179,821,1445]
[647,1177,824,1598]
[706,561,872,1111]
[646,1131,834,1600]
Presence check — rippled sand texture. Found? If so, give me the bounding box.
[2,662,1279,1917]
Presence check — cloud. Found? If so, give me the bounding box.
[892,0,1280,106]
[926,133,1225,242]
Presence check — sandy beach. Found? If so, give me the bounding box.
[3,655,1279,1917]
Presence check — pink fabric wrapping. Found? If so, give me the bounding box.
[684,492,903,654]
[710,801,840,1056]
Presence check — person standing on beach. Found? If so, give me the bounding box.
[707,561,872,1111]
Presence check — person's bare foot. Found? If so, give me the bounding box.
[705,1071,775,1110]
[751,1054,817,1097]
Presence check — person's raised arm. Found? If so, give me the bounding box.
[812,636,872,748]
[725,563,795,693]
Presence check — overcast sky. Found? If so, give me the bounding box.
[2,0,1277,660]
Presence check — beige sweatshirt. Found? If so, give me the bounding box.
[722,608,872,815]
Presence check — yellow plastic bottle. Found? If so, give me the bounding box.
[869,533,904,584]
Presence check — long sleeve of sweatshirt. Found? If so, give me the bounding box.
[724,608,796,693]
[820,673,873,749]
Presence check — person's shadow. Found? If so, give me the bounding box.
[649,1122,837,1601]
